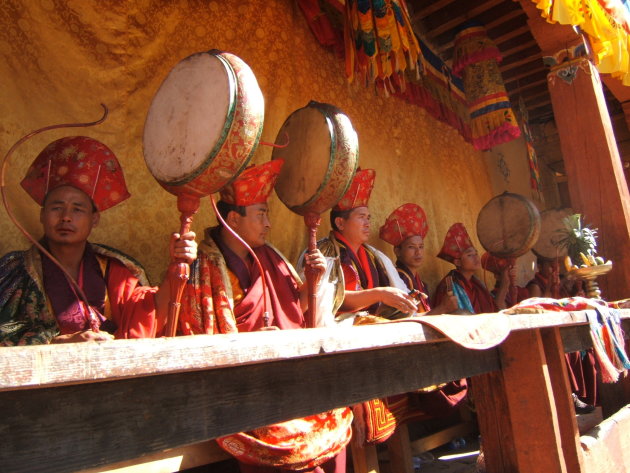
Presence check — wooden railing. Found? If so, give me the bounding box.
[1,309,628,473]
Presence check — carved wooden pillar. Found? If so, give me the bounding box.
[544,44,630,300]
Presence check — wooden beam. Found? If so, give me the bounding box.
[412,0,457,21]
[494,25,531,47]
[425,0,504,40]
[0,341,500,473]
[500,56,543,74]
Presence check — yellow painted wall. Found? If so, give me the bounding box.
[0,0,496,293]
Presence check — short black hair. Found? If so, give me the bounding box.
[330,208,352,232]
[216,200,246,225]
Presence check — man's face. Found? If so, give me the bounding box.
[456,247,480,271]
[40,185,99,247]
[394,235,425,270]
[230,203,271,248]
[336,206,371,246]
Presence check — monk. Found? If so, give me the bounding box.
[480,252,528,307]
[379,203,458,315]
[313,169,417,324]
[379,203,467,418]
[0,136,196,346]
[432,223,508,313]
[179,160,352,473]
[527,257,597,412]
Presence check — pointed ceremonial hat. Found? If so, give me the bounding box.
[220,159,284,206]
[333,168,375,211]
[379,203,429,246]
[437,222,474,263]
[21,136,130,211]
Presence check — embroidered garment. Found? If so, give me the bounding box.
[0,243,156,345]
[180,228,352,471]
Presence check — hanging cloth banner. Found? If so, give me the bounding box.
[531,0,630,85]
[452,23,521,151]
[518,96,544,202]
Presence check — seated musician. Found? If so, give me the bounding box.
[480,252,528,307]
[313,169,417,324]
[379,203,468,418]
[432,223,508,312]
[527,257,597,414]
[178,160,352,473]
[0,136,196,346]
[379,203,458,315]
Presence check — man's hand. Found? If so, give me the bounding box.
[378,287,418,314]
[303,249,326,283]
[51,330,114,344]
[170,231,197,265]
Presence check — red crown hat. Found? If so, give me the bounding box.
[437,223,474,263]
[333,168,375,211]
[220,159,284,206]
[20,136,130,211]
[379,203,429,246]
[481,252,514,275]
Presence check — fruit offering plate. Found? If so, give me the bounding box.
[567,263,613,280]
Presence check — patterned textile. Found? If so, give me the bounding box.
[333,168,375,210]
[0,244,155,346]
[532,0,630,84]
[180,231,352,469]
[298,4,473,143]
[21,136,130,211]
[518,96,543,201]
[379,203,428,246]
[217,408,353,471]
[452,24,521,151]
[437,223,474,264]
[503,296,630,381]
[220,160,284,207]
[343,0,421,89]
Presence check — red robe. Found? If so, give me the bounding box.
[179,228,351,473]
[433,270,497,314]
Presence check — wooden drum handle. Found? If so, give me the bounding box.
[165,194,200,337]
[304,212,321,329]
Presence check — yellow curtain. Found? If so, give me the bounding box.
[532,0,630,84]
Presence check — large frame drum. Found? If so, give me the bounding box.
[272,101,359,215]
[143,50,264,198]
[532,208,574,260]
[477,192,541,259]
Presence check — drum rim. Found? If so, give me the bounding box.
[476,192,541,258]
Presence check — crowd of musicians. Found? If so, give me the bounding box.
[0,137,597,472]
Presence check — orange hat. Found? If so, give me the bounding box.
[220,160,284,206]
[20,136,130,211]
[379,203,429,246]
[437,223,474,263]
[481,252,514,275]
[334,168,375,211]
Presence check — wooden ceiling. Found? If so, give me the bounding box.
[407,0,554,124]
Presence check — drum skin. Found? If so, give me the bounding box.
[532,208,573,259]
[476,192,541,258]
[143,50,264,198]
[272,101,359,216]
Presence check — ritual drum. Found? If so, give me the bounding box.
[272,101,359,215]
[143,50,264,197]
[476,192,541,258]
[532,208,574,259]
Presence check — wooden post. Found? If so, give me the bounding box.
[474,329,573,472]
[517,0,630,300]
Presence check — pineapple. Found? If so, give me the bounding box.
[555,214,598,267]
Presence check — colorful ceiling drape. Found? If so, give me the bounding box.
[532,0,630,84]
[452,24,521,151]
[298,0,472,143]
